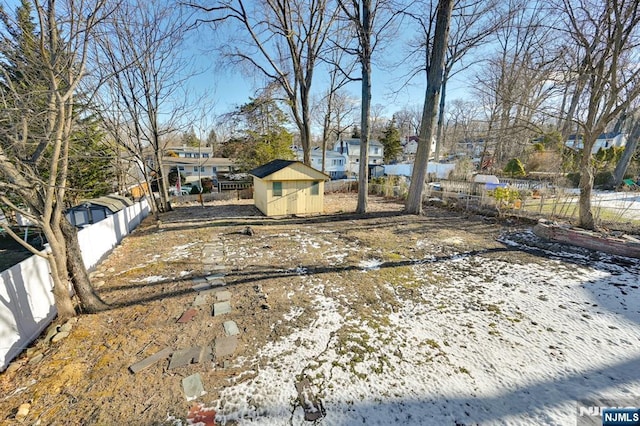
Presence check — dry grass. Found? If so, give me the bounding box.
[0,193,512,425]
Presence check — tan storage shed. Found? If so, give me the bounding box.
[249,159,330,217]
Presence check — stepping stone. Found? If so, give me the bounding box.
[177,308,197,323]
[51,331,70,343]
[205,278,226,287]
[216,290,232,302]
[213,301,231,316]
[295,378,326,421]
[205,273,225,281]
[198,286,222,295]
[193,294,208,306]
[169,346,202,370]
[192,282,213,292]
[45,326,59,342]
[182,373,206,401]
[192,277,208,284]
[200,345,214,363]
[223,321,240,336]
[214,335,238,359]
[28,352,44,365]
[129,347,172,374]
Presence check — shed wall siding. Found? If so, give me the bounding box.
[252,162,328,216]
[253,178,268,215]
[265,180,324,216]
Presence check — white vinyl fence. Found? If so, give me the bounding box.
[0,198,150,371]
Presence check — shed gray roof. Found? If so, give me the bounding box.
[248,159,297,179]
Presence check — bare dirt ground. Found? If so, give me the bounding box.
[2,193,629,425]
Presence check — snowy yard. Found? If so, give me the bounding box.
[208,216,640,425]
[1,195,638,425]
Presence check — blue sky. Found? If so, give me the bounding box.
[1,0,473,128]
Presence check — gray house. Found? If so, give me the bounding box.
[333,138,384,177]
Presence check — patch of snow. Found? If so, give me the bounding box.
[359,258,382,271]
[325,252,349,264]
[208,231,640,425]
[283,306,305,322]
[138,275,165,283]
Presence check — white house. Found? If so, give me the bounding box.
[291,146,348,179]
[333,138,384,177]
[401,136,436,161]
[160,145,236,186]
[565,132,627,154]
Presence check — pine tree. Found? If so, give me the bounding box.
[380,122,402,163]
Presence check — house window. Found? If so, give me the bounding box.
[311,181,319,195]
[273,181,282,196]
[177,166,185,171]
[202,153,209,158]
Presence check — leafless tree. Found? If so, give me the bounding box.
[473,0,561,166]
[0,0,111,317]
[405,0,454,215]
[444,98,484,155]
[433,0,502,161]
[561,0,640,229]
[313,21,358,172]
[94,0,195,218]
[336,0,400,213]
[393,105,422,137]
[313,88,358,171]
[189,0,339,167]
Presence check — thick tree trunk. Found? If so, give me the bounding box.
[578,133,597,230]
[356,0,372,214]
[578,157,595,230]
[46,252,76,319]
[155,155,172,213]
[61,219,109,312]
[434,78,447,161]
[406,0,454,214]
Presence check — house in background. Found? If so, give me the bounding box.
[565,132,627,154]
[400,136,436,161]
[291,146,347,179]
[334,138,384,177]
[161,144,236,189]
[249,159,330,217]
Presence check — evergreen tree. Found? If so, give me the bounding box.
[232,97,294,171]
[380,121,402,163]
[182,128,201,147]
[504,158,526,177]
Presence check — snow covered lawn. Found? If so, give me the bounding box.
[212,219,640,426]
